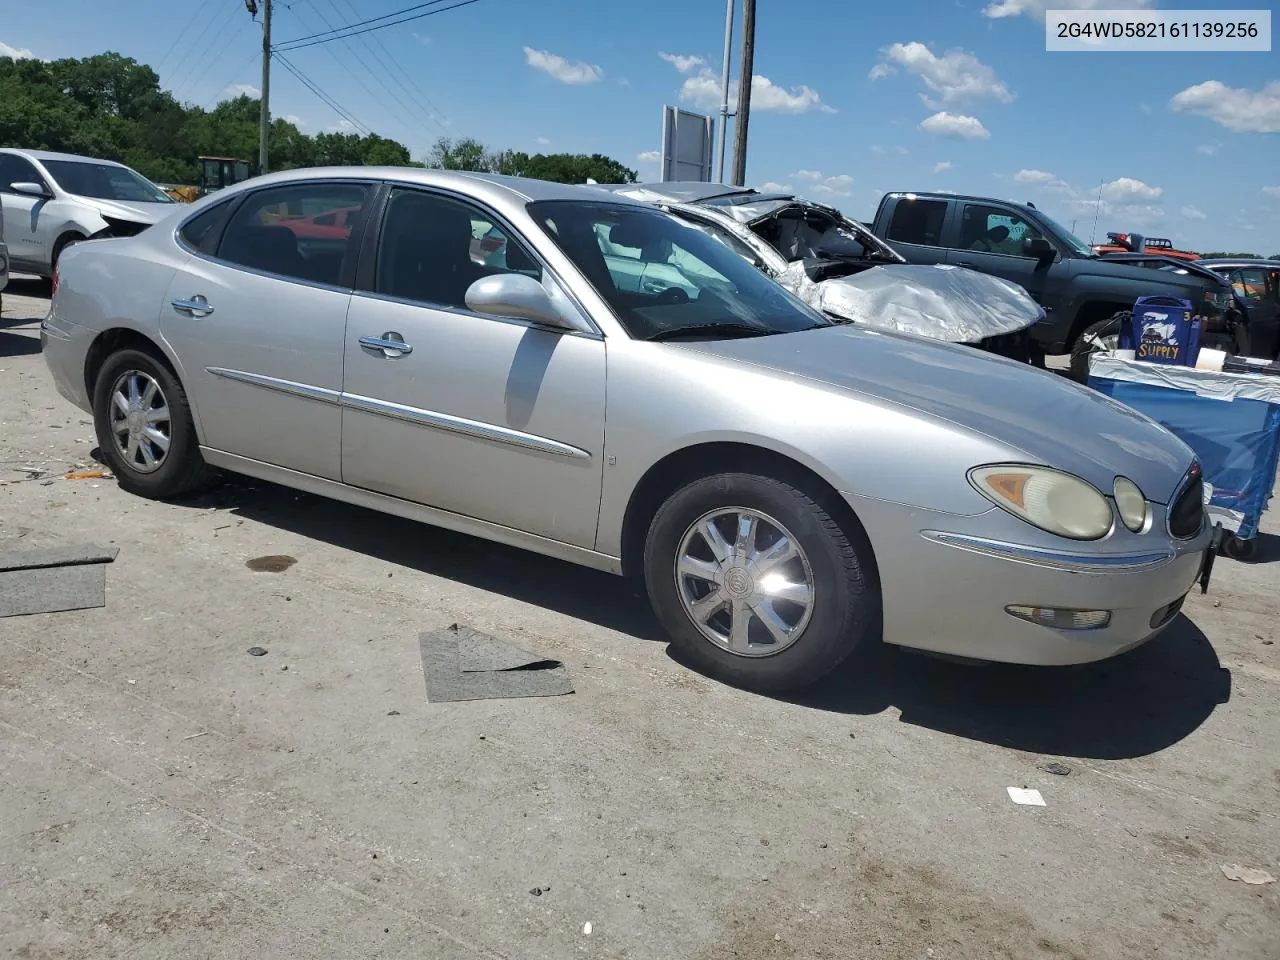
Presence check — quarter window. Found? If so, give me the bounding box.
[886,198,947,246]
[178,200,235,254]
[0,153,44,193]
[375,188,541,309]
[216,182,371,287]
[960,204,1043,256]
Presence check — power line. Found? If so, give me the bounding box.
[155,0,217,81]
[293,0,446,137]
[273,0,482,52]
[170,6,245,101]
[273,51,371,135]
[327,0,453,134]
[274,0,453,48]
[333,0,453,132]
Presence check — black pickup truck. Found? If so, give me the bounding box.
[869,191,1247,380]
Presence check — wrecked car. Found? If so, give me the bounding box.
[594,181,1048,364]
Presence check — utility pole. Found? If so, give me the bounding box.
[729,0,755,187]
[715,0,735,183]
[256,0,272,174]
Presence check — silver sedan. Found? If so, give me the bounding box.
[42,167,1212,692]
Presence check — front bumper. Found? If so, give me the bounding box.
[847,491,1210,666]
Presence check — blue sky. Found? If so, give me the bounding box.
[4,0,1277,253]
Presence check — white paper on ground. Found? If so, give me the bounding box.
[1006,787,1047,806]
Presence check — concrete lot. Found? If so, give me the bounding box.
[2,277,1278,959]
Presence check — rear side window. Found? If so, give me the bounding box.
[178,200,234,254]
[886,198,947,246]
[216,182,371,287]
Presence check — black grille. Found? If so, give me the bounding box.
[1168,470,1205,539]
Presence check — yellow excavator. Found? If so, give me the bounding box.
[164,156,254,202]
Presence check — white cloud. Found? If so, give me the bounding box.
[1140,103,1153,115]
[1170,80,1280,134]
[523,47,603,85]
[1099,177,1162,202]
[868,63,894,81]
[282,114,304,127]
[412,32,431,45]
[933,160,953,174]
[1195,142,1222,155]
[758,181,793,193]
[983,0,1151,19]
[637,150,660,163]
[1239,223,1256,232]
[0,41,36,60]
[1013,168,1055,184]
[535,136,551,146]
[660,52,705,74]
[1262,186,1280,200]
[896,145,909,155]
[1181,205,1207,220]
[870,144,887,154]
[875,42,1012,108]
[680,70,834,114]
[223,83,261,99]
[791,171,853,196]
[919,111,990,139]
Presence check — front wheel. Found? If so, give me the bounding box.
[92,348,217,498]
[643,473,879,693]
[1070,311,1128,383]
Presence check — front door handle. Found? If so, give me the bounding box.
[952,260,975,267]
[359,332,413,358]
[172,295,214,317]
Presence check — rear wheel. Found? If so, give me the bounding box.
[92,348,216,498]
[643,472,879,693]
[1070,311,1128,383]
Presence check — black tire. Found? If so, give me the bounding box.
[92,347,217,498]
[1222,535,1258,562]
[51,232,85,274]
[1070,311,1128,383]
[643,472,879,693]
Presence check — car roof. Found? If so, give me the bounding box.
[1197,258,1280,270]
[883,190,1039,212]
[0,147,128,167]
[593,181,759,204]
[219,165,651,206]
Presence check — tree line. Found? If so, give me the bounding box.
[0,51,636,186]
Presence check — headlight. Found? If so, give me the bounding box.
[969,464,1113,540]
[1113,476,1148,532]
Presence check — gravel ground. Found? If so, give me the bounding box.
[2,277,1278,959]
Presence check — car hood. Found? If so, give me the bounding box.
[76,197,175,225]
[777,261,1044,343]
[686,324,1194,503]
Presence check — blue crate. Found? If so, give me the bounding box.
[1126,296,1201,367]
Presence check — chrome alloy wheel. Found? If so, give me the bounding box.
[674,507,816,657]
[108,370,171,474]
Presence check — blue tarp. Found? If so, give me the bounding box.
[1089,355,1280,540]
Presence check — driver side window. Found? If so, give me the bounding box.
[0,154,43,194]
[961,204,1041,257]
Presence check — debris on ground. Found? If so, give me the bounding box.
[419,623,574,703]
[64,470,109,480]
[1220,864,1276,885]
[1006,787,1046,807]
[247,646,268,657]
[1042,762,1072,776]
[0,543,119,617]
[245,555,297,573]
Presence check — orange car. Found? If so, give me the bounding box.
[1092,233,1201,261]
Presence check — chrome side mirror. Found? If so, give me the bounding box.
[465,274,577,330]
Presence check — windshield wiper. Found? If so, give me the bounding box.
[644,322,776,342]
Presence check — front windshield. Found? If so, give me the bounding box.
[42,159,174,204]
[1035,210,1091,256]
[529,200,830,340]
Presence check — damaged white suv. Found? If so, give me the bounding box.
[0,148,176,280]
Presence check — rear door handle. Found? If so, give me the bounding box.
[171,295,214,317]
[359,332,413,357]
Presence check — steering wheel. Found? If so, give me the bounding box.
[655,287,690,305]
